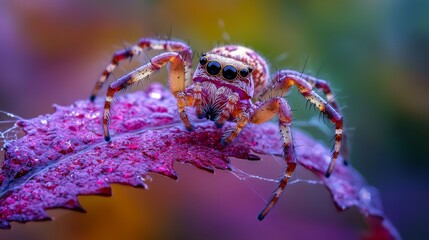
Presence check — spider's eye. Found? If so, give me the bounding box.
[239,68,249,77]
[199,57,208,65]
[248,67,253,73]
[222,65,237,80]
[207,61,221,75]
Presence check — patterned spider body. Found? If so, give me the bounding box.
[90,38,346,220]
[190,46,264,125]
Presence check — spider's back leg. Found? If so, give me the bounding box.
[90,38,192,101]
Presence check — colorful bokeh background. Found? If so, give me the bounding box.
[1,0,428,239]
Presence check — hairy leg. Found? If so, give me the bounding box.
[103,52,192,141]
[272,70,349,161]
[91,38,192,101]
[272,70,340,110]
[259,70,343,177]
[250,97,296,220]
[221,112,249,146]
[215,93,239,128]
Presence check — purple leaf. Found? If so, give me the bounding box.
[0,83,400,239]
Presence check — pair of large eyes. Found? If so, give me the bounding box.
[199,57,252,80]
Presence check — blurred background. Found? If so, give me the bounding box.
[0,0,428,239]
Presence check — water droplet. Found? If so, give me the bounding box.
[44,181,55,190]
[149,91,162,99]
[137,176,149,188]
[137,176,145,182]
[144,175,153,182]
[324,155,330,164]
[86,112,100,119]
[40,119,48,125]
[359,187,372,203]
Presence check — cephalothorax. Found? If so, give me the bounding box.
[90,38,346,220]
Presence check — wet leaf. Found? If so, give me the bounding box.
[0,83,399,239]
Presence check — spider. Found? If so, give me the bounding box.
[89,38,346,220]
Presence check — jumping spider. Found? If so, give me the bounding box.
[89,38,346,220]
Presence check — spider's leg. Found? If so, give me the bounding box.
[91,38,192,101]
[273,70,349,162]
[220,111,249,146]
[192,82,204,119]
[249,97,296,220]
[215,93,239,128]
[260,71,343,177]
[103,52,192,141]
[273,70,340,110]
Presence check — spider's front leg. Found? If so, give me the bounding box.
[272,70,349,161]
[260,70,344,177]
[220,97,296,220]
[103,52,193,141]
[90,38,192,101]
[251,98,297,220]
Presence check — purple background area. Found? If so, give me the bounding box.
[1,1,428,239]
